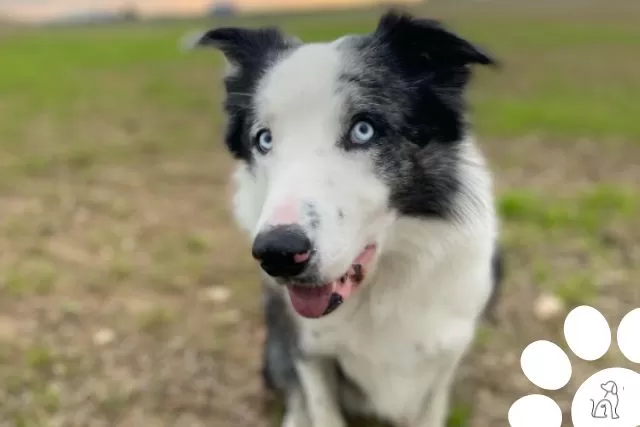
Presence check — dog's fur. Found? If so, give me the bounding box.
[190,11,503,427]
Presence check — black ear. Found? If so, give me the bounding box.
[374,11,497,68]
[186,26,299,70]
[182,26,299,163]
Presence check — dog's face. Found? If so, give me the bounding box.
[192,12,495,319]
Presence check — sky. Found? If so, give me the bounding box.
[0,0,420,22]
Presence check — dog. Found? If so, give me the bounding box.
[188,10,503,427]
[591,381,620,419]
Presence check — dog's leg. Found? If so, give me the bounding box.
[282,388,310,427]
[262,283,311,427]
[418,382,453,427]
[412,363,458,427]
[296,357,346,427]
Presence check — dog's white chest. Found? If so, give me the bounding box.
[300,295,476,423]
[338,349,435,422]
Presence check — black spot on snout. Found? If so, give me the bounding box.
[302,202,320,230]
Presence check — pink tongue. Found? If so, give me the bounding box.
[287,284,333,318]
[287,278,356,319]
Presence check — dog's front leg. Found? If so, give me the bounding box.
[296,357,346,427]
[411,364,457,427]
[282,389,310,427]
[415,384,452,427]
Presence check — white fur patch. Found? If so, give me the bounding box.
[234,42,393,279]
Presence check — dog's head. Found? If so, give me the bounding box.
[601,381,618,395]
[191,11,496,319]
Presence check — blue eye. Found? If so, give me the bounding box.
[350,121,375,145]
[255,129,273,153]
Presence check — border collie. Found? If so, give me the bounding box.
[188,10,503,427]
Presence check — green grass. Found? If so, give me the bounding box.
[448,404,473,427]
[552,275,599,306]
[2,3,640,149]
[499,185,639,232]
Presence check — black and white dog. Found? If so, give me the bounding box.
[188,10,503,427]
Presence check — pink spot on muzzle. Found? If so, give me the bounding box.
[268,202,299,226]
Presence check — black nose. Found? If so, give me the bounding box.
[252,225,312,278]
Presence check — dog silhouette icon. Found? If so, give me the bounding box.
[590,380,620,419]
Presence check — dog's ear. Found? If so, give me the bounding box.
[374,10,498,69]
[184,26,299,73]
[182,27,299,162]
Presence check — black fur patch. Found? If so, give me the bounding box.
[302,201,321,230]
[262,282,300,394]
[195,27,299,162]
[484,244,505,323]
[338,11,497,218]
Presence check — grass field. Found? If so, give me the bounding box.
[0,0,639,426]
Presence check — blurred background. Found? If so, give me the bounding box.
[0,0,638,426]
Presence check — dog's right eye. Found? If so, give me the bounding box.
[255,129,273,153]
[349,120,376,145]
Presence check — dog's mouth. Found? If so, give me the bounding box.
[285,244,377,319]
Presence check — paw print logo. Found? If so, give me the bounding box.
[509,306,640,427]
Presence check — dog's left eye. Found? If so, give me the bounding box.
[255,129,273,153]
[350,121,376,145]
